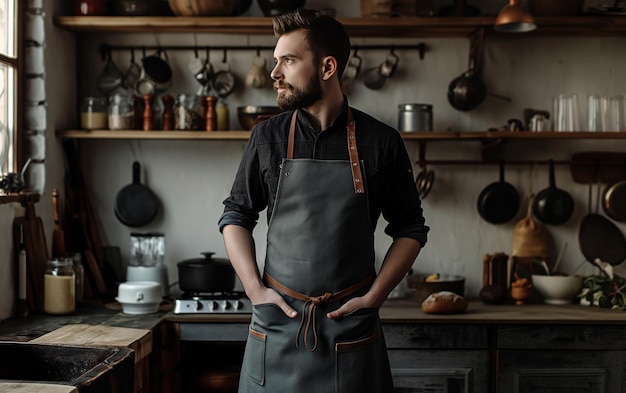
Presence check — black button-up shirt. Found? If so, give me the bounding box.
[218,100,429,247]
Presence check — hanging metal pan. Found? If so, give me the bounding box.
[602,163,626,222]
[477,161,520,224]
[532,159,574,225]
[578,178,626,266]
[114,161,160,228]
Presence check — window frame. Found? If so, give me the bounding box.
[0,0,24,204]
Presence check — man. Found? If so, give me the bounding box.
[219,8,429,393]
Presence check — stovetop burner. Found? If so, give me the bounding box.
[173,291,252,314]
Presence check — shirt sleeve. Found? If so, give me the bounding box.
[381,134,429,247]
[218,128,269,233]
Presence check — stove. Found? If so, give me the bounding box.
[173,291,253,314]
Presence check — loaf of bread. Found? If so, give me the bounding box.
[421,291,468,314]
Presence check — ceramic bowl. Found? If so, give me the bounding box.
[531,274,583,305]
[116,281,162,314]
[237,106,282,130]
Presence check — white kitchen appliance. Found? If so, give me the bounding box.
[126,233,169,297]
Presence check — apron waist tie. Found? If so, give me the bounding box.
[264,272,375,352]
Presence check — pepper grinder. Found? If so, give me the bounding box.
[204,95,217,131]
[161,94,174,131]
[143,94,153,131]
[132,95,143,130]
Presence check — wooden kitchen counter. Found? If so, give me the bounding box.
[163,299,626,325]
[3,299,626,341]
[379,299,626,324]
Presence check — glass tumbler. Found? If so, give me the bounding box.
[587,94,609,132]
[553,94,580,132]
[609,95,626,131]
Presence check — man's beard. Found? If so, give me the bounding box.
[276,74,323,111]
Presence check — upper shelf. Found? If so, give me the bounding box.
[53,16,626,38]
[56,130,626,141]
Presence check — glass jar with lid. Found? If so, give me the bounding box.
[44,257,76,315]
[81,96,108,130]
[174,94,202,130]
[108,94,135,130]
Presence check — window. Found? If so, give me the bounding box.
[0,0,18,175]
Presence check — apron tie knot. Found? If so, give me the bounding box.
[264,272,375,352]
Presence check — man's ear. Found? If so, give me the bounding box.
[321,56,337,80]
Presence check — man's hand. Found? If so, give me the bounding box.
[326,294,378,320]
[249,286,299,318]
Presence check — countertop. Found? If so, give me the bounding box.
[0,300,169,342]
[3,298,626,342]
[163,299,626,325]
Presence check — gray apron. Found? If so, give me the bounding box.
[239,109,393,393]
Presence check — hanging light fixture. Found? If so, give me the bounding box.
[494,0,536,33]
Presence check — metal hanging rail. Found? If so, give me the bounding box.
[100,43,429,59]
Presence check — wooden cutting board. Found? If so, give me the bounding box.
[29,324,151,363]
[0,383,77,393]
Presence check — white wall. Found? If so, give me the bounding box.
[1,0,625,318]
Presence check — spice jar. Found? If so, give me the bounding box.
[44,258,76,315]
[174,94,202,130]
[81,96,108,130]
[108,94,135,130]
[216,99,230,130]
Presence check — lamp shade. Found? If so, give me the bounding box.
[495,0,536,33]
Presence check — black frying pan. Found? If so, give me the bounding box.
[477,161,520,224]
[114,161,160,227]
[532,159,574,225]
[579,179,626,266]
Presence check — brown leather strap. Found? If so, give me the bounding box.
[286,109,365,194]
[346,109,364,194]
[264,271,375,352]
[287,111,297,159]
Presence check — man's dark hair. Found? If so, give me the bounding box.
[273,8,351,80]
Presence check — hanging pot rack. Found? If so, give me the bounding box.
[416,147,626,185]
[99,43,428,60]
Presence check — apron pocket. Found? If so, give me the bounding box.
[242,327,267,386]
[335,331,382,393]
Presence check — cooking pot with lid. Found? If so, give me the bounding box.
[177,252,236,293]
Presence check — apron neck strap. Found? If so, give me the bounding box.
[287,109,364,194]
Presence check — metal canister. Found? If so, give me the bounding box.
[398,103,433,132]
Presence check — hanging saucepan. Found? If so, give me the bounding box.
[579,178,626,266]
[447,68,487,112]
[448,28,485,112]
[177,252,236,293]
[213,50,237,98]
[532,159,574,225]
[114,161,161,227]
[602,163,626,222]
[477,161,520,224]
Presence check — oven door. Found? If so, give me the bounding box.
[179,323,248,393]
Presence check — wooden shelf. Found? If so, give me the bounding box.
[56,130,626,141]
[0,192,40,205]
[57,130,253,140]
[53,16,626,38]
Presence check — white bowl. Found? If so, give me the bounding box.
[116,281,162,314]
[531,274,583,305]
